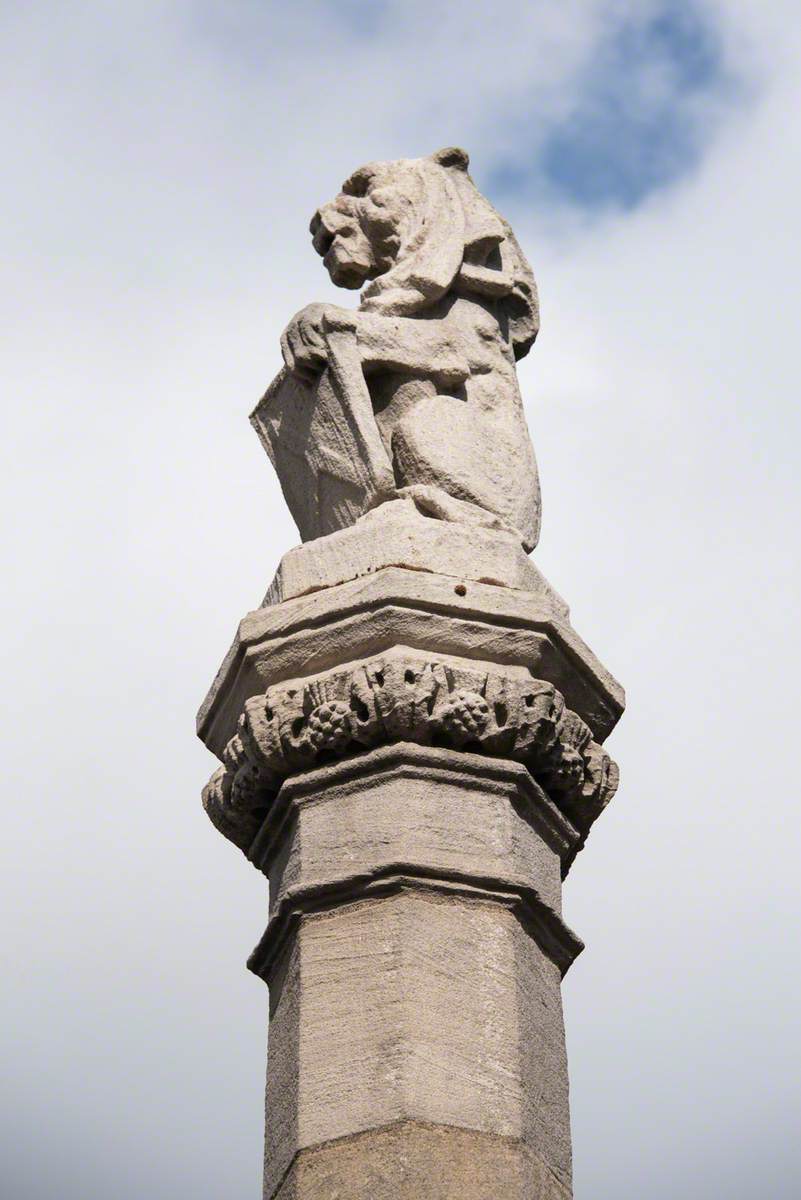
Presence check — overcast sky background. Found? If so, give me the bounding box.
[2,2,800,1197]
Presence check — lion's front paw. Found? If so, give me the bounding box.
[280,303,330,386]
[281,303,354,387]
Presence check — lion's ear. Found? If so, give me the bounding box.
[430,146,469,172]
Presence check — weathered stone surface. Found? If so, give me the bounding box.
[251,745,575,919]
[262,498,568,607]
[199,146,625,1199]
[252,148,542,550]
[258,888,573,1200]
[242,745,581,1197]
[202,651,617,864]
[269,1122,571,1200]
[198,566,623,762]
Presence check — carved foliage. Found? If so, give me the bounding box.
[203,653,619,854]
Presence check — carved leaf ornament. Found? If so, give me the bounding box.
[204,653,618,860]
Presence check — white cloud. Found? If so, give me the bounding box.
[1,3,799,1197]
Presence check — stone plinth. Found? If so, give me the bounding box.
[198,514,623,1198]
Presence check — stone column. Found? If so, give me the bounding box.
[198,506,623,1199]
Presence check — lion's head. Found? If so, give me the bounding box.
[310,147,539,360]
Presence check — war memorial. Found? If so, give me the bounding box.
[197,147,624,1199]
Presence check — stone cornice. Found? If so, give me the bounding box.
[197,566,625,757]
[248,869,585,984]
[202,648,619,866]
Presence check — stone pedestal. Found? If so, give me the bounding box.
[198,505,623,1198]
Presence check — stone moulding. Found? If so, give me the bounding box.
[247,744,585,982]
[249,869,585,985]
[196,565,625,761]
[252,741,579,879]
[202,647,619,868]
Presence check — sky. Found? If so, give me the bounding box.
[2,1,800,1197]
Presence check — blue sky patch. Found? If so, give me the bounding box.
[487,0,736,214]
[324,0,391,38]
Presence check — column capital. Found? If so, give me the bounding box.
[202,645,619,872]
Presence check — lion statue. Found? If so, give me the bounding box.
[272,147,542,550]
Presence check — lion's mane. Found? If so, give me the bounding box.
[342,148,539,361]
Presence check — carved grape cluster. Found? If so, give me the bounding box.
[204,653,619,858]
[439,690,490,744]
[307,700,352,753]
[543,744,585,794]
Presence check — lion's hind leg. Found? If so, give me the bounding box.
[390,393,534,544]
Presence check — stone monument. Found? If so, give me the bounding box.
[198,148,624,1199]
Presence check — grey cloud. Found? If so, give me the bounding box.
[1,3,799,1198]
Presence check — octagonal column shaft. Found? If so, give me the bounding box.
[247,743,582,1200]
[199,529,623,1199]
